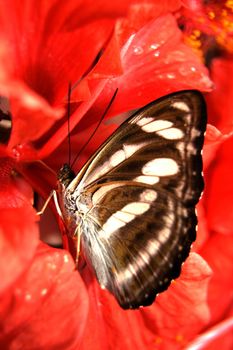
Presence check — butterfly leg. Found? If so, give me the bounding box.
[36,190,63,218]
[36,190,56,215]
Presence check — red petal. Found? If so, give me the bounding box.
[0,206,39,295]
[206,58,233,135]
[8,91,64,148]
[205,135,233,234]
[200,232,233,325]
[140,253,212,349]
[0,157,34,209]
[80,268,153,350]
[0,159,39,293]
[113,14,212,113]
[84,14,212,122]
[1,1,182,152]
[0,242,89,350]
[203,124,225,171]
[79,253,212,350]
[186,316,233,350]
[37,79,109,160]
[0,1,117,149]
[90,33,123,79]
[45,0,181,29]
[194,201,209,251]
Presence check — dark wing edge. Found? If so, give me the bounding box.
[82,190,197,309]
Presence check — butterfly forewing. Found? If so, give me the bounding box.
[58,90,206,309]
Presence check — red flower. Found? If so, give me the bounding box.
[0,1,232,349]
[78,253,212,350]
[180,0,233,54]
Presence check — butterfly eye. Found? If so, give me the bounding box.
[57,90,206,309]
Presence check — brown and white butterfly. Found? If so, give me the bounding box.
[56,90,206,309]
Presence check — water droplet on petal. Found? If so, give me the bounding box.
[41,288,48,296]
[64,254,69,263]
[47,262,57,270]
[179,66,189,76]
[25,292,32,301]
[133,46,144,55]
[154,51,160,57]
[150,43,160,50]
[167,73,176,79]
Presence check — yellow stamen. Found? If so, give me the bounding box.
[184,29,203,60]
[225,0,233,10]
[208,11,216,20]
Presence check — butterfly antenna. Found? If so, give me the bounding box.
[70,88,118,169]
[67,82,72,166]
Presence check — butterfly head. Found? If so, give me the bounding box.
[57,163,75,188]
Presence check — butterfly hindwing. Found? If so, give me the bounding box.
[58,90,206,309]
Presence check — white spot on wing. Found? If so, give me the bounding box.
[136,117,154,126]
[134,175,159,185]
[101,215,125,237]
[146,240,160,255]
[117,267,133,283]
[92,183,124,204]
[139,119,173,133]
[140,189,157,202]
[157,227,171,243]
[123,143,145,157]
[172,101,190,112]
[191,128,201,137]
[121,202,150,215]
[116,262,138,284]
[110,149,125,166]
[87,143,147,184]
[142,158,178,176]
[157,127,184,140]
[114,210,135,223]
[187,143,197,154]
[101,202,150,238]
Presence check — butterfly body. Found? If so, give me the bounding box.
[57,90,206,309]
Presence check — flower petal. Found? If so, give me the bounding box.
[80,268,152,350]
[0,242,89,350]
[205,135,233,234]
[203,124,225,171]
[200,232,233,325]
[186,316,233,350]
[0,206,39,294]
[87,14,212,119]
[79,253,212,350]
[140,253,212,349]
[206,58,233,135]
[0,0,118,149]
[0,159,39,294]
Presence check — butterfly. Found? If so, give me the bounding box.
[56,90,207,309]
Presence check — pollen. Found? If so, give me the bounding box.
[184,29,203,60]
[205,1,233,53]
[208,11,216,20]
[226,0,233,10]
